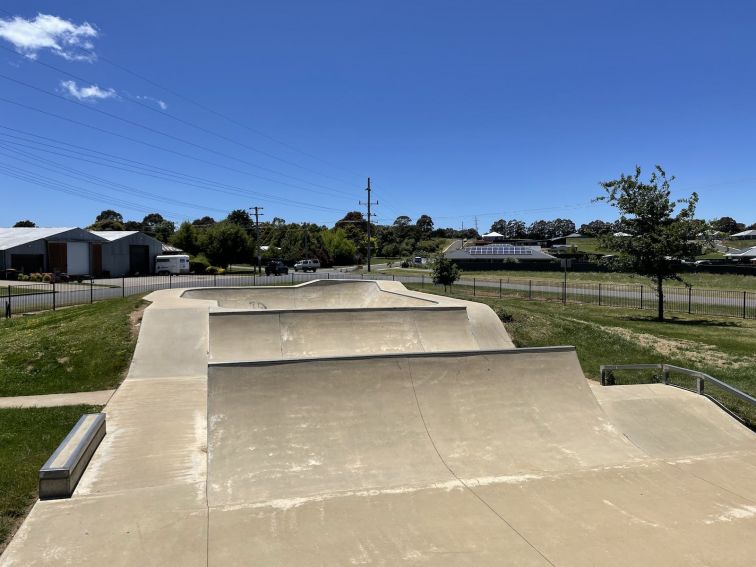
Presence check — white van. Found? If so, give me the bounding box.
[155,255,190,275]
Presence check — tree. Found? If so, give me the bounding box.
[141,213,175,242]
[13,220,36,227]
[489,219,506,234]
[431,255,460,292]
[226,209,253,230]
[710,216,744,236]
[416,214,434,235]
[201,222,252,267]
[192,216,216,227]
[579,219,612,237]
[393,215,412,227]
[598,165,701,321]
[170,222,200,255]
[89,210,125,231]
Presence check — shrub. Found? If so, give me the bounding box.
[18,274,30,281]
[400,260,410,268]
[189,254,210,274]
[29,273,43,282]
[42,273,52,283]
[205,266,221,274]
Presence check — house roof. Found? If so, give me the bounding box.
[482,231,504,238]
[726,246,756,258]
[161,243,184,253]
[446,244,556,261]
[731,229,756,238]
[89,231,141,242]
[0,227,105,250]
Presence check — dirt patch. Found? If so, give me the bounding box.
[570,317,755,370]
[129,302,147,341]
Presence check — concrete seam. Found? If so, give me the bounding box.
[405,359,557,567]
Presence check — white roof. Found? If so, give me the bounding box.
[482,231,504,238]
[89,230,141,242]
[726,246,756,258]
[731,229,756,238]
[0,227,78,250]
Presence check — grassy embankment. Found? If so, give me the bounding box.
[0,297,144,551]
[408,284,756,424]
[0,405,101,552]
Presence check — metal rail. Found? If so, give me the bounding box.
[599,363,756,410]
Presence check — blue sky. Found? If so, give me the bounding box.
[0,1,754,230]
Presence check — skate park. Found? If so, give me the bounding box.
[2,279,755,566]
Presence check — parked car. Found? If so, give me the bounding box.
[265,260,289,276]
[294,259,320,272]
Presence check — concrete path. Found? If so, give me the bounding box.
[0,390,115,409]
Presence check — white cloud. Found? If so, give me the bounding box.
[0,13,98,62]
[60,79,116,101]
[136,95,168,110]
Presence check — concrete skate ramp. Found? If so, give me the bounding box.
[209,307,488,361]
[182,279,434,309]
[206,349,756,565]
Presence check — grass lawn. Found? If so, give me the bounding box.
[0,405,101,552]
[387,267,756,291]
[408,284,756,424]
[0,296,145,397]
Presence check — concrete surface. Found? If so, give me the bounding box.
[2,279,755,566]
[0,390,114,408]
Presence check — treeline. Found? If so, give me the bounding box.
[15,209,752,270]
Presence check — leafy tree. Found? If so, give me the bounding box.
[489,219,507,234]
[710,216,744,236]
[505,220,526,238]
[552,218,576,237]
[393,215,412,227]
[192,216,216,227]
[123,220,142,231]
[431,255,461,292]
[170,221,200,255]
[598,165,702,321]
[13,220,36,227]
[89,210,125,230]
[141,213,175,242]
[416,214,434,236]
[226,209,253,229]
[579,219,612,237]
[201,222,252,267]
[321,228,357,265]
[95,210,123,223]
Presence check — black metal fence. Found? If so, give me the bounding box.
[2,271,755,320]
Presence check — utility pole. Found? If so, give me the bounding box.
[359,177,378,272]
[249,206,264,274]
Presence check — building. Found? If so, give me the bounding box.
[725,246,756,261]
[89,231,164,277]
[0,227,106,277]
[731,229,756,240]
[445,242,556,270]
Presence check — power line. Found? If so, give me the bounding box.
[0,95,356,205]
[0,43,360,191]
[0,6,364,181]
[0,127,346,213]
[0,73,357,200]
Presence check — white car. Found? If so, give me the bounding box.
[294,259,320,272]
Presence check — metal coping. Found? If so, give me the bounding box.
[208,305,466,316]
[208,345,577,368]
[39,413,105,479]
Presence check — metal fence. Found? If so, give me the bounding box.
[2,271,755,320]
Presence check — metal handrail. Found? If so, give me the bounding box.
[599,363,756,408]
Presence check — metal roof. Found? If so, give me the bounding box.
[89,231,141,242]
[731,229,756,238]
[0,227,103,250]
[446,244,555,261]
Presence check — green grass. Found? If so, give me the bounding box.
[387,267,755,291]
[0,296,144,397]
[408,284,756,424]
[0,405,101,552]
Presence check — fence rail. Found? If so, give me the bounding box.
[599,363,756,426]
[2,271,755,320]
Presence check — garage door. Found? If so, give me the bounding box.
[67,242,90,275]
